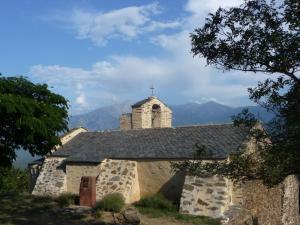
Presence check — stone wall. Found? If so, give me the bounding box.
[120,113,132,130]
[66,163,102,194]
[236,180,284,225]
[137,160,185,204]
[180,175,229,218]
[32,157,67,196]
[28,162,42,193]
[282,175,300,225]
[96,159,140,204]
[132,107,143,129]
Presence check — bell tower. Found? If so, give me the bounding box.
[120,96,172,130]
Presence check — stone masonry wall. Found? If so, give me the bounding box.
[180,175,229,219]
[66,163,102,194]
[282,175,300,225]
[238,180,284,225]
[28,163,42,193]
[32,157,67,196]
[96,159,140,204]
[120,113,132,130]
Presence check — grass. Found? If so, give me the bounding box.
[0,193,94,225]
[55,192,77,207]
[135,195,176,212]
[135,195,220,225]
[94,193,125,213]
[0,192,219,225]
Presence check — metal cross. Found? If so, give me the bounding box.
[150,85,155,96]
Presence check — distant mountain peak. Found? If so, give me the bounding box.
[69,101,273,131]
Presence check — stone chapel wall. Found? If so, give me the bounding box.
[96,159,140,204]
[32,157,67,196]
[66,163,102,194]
[137,160,185,204]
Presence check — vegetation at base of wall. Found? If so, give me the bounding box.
[175,214,220,225]
[0,167,29,193]
[134,195,176,212]
[55,192,77,208]
[135,195,220,225]
[94,193,125,213]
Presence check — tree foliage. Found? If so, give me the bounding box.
[173,0,300,186]
[0,75,69,167]
[0,167,29,193]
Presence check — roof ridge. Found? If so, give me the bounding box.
[83,123,235,134]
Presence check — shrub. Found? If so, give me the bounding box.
[56,192,77,207]
[135,195,176,212]
[94,209,102,218]
[94,193,125,213]
[0,167,29,193]
[32,195,53,203]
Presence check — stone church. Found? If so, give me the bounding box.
[29,96,300,224]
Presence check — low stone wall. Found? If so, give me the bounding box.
[228,179,283,225]
[179,175,229,218]
[96,159,140,204]
[282,175,300,225]
[32,157,67,196]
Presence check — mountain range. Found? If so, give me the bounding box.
[69,101,273,131]
[14,100,273,168]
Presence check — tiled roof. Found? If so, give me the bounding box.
[52,124,249,163]
[131,97,152,108]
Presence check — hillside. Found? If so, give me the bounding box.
[69,101,273,131]
[69,101,131,131]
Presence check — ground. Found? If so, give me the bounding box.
[0,193,220,225]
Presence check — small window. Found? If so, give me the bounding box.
[152,104,160,111]
[151,104,161,128]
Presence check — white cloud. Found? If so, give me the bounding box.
[31,0,272,113]
[76,94,86,106]
[185,0,243,14]
[53,3,180,46]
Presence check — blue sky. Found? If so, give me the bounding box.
[1,0,268,115]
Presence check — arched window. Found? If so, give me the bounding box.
[151,104,161,128]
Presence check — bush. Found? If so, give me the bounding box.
[94,193,125,213]
[0,167,29,193]
[56,192,77,207]
[32,195,53,204]
[135,195,176,212]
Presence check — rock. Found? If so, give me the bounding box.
[101,212,115,225]
[100,208,140,225]
[122,207,141,225]
[221,205,253,225]
[114,213,126,225]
